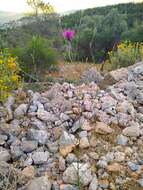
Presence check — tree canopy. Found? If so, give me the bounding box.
[62,2,143,62]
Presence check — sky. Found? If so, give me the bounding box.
[0,0,142,13]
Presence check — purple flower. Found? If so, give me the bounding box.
[63,29,75,41]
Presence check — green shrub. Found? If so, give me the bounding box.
[0,49,21,102]
[12,36,58,81]
[108,41,143,70]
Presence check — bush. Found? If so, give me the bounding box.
[13,36,58,81]
[0,49,21,102]
[108,41,143,70]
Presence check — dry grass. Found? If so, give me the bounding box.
[47,61,111,82]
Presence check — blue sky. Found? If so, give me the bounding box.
[0,0,142,13]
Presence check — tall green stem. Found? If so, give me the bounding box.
[68,41,72,63]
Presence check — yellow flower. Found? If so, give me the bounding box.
[7,57,17,70]
[7,62,17,70]
[7,57,16,63]
[0,51,21,102]
[0,79,4,84]
[0,60,3,64]
[11,75,19,82]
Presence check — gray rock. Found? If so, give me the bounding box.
[14,104,28,119]
[24,156,33,166]
[63,163,92,186]
[0,148,11,162]
[137,113,143,123]
[30,118,46,130]
[5,96,15,107]
[128,161,140,171]
[71,117,85,133]
[67,90,73,98]
[47,142,58,153]
[52,182,60,190]
[114,151,125,162]
[66,154,78,164]
[101,96,117,116]
[59,131,78,156]
[59,131,77,147]
[117,135,128,145]
[124,82,137,100]
[108,87,124,101]
[123,123,140,137]
[32,151,49,164]
[59,156,66,171]
[136,90,143,104]
[60,113,70,122]
[89,175,98,190]
[117,112,131,127]
[28,104,38,113]
[104,152,114,163]
[128,62,143,81]
[138,179,143,187]
[10,145,23,160]
[28,129,49,144]
[60,184,78,190]
[8,120,21,136]
[116,101,135,117]
[21,141,38,153]
[100,67,128,88]
[79,137,90,149]
[0,134,8,145]
[95,121,114,134]
[78,131,88,138]
[32,92,41,101]
[26,176,51,190]
[5,96,15,121]
[33,101,44,111]
[88,152,99,160]
[37,110,58,122]
[97,160,108,168]
[96,111,111,125]
[81,67,103,84]
[44,83,62,100]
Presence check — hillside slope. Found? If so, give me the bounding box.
[0,11,23,25]
[0,62,143,189]
[62,2,143,62]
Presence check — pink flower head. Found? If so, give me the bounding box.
[63,29,75,41]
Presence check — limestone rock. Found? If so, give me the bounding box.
[107,163,123,172]
[32,151,49,164]
[0,148,11,162]
[26,176,51,190]
[95,122,114,134]
[60,184,78,190]
[123,123,140,137]
[117,134,128,145]
[63,163,92,186]
[21,141,38,153]
[37,110,58,122]
[28,129,49,144]
[89,175,98,190]
[81,67,103,84]
[100,67,128,88]
[14,104,28,119]
[59,131,78,157]
[79,137,90,149]
[22,166,35,178]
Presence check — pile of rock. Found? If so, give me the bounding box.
[0,62,143,190]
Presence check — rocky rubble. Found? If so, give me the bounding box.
[0,62,143,190]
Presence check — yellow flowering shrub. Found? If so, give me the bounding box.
[108,41,143,70]
[0,49,21,102]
